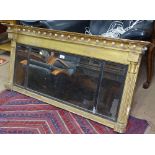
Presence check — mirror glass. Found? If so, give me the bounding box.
[14,44,128,121]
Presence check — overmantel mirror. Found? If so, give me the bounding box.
[6,24,149,133]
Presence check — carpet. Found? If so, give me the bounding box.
[0,90,148,134]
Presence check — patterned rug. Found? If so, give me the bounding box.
[0,90,148,134]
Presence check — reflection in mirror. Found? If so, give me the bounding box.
[14,44,29,87]
[96,62,128,120]
[14,44,128,121]
[27,48,100,112]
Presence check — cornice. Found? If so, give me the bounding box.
[6,24,150,53]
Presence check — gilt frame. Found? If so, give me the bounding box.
[5,24,149,133]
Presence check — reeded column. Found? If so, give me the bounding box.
[5,27,17,90]
[114,50,142,133]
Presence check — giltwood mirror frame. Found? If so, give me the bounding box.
[5,24,149,133]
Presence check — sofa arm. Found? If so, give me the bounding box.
[120,28,153,41]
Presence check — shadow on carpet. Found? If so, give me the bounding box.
[0,90,148,134]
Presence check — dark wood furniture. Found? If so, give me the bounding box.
[143,22,155,89]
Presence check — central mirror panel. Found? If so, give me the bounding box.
[14,44,128,121]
